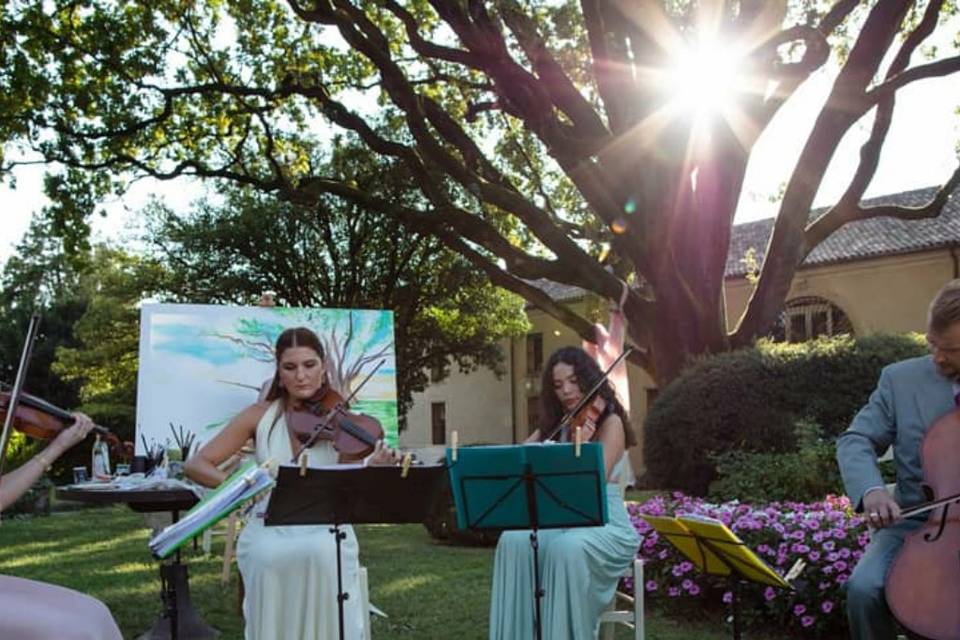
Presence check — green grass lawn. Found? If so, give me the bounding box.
[0,505,778,639]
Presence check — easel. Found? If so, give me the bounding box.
[264,463,445,640]
[641,515,794,640]
[446,443,607,640]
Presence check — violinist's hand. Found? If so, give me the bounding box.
[576,419,597,443]
[365,439,401,467]
[863,488,901,529]
[49,413,96,456]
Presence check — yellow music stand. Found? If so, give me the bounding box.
[641,514,793,640]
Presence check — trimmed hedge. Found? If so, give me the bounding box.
[642,333,926,495]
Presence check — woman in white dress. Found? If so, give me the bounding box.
[185,326,397,639]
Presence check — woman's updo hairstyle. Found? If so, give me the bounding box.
[264,326,325,402]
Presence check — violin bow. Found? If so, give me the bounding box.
[290,358,387,462]
[0,312,42,480]
[541,346,634,443]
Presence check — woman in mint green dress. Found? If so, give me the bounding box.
[489,346,640,640]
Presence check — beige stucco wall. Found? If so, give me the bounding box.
[401,341,514,448]
[724,249,957,334]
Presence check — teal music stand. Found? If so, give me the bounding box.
[446,443,607,640]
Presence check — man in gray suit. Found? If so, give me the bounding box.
[837,279,960,639]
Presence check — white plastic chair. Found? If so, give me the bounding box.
[599,558,645,640]
[599,456,645,639]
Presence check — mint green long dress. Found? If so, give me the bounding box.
[488,454,639,640]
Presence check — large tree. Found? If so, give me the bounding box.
[4,1,960,384]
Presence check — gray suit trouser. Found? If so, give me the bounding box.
[845,518,923,640]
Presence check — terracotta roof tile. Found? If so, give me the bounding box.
[726,186,960,277]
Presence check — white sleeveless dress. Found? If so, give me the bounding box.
[236,401,364,639]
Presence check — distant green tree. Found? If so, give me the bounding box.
[0,216,85,410]
[51,246,169,441]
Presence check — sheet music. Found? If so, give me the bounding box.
[148,461,274,558]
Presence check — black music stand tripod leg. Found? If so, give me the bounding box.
[529,529,545,640]
[729,578,742,640]
[523,464,545,640]
[330,524,349,640]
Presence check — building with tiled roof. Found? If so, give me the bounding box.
[726,186,960,277]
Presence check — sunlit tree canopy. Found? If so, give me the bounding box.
[3,0,959,383]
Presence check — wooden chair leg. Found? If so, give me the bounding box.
[360,567,371,640]
[237,573,245,617]
[220,511,239,587]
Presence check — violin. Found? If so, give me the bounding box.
[885,408,960,639]
[570,395,606,440]
[286,385,384,457]
[0,389,121,451]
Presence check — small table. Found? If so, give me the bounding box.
[56,486,219,640]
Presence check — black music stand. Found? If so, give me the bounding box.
[264,463,446,640]
[446,443,607,640]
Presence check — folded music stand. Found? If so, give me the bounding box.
[264,463,446,640]
[446,443,607,640]
[641,514,794,640]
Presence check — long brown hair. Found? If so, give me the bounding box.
[538,346,636,447]
[264,326,325,404]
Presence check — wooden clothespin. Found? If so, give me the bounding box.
[785,558,807,582]
[575,426,582,458]
[400,452,413,479]
[451,431,459,462]
[299,452,308,477]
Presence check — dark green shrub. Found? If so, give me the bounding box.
[422,471,502,546]
[643,333,926,495]
[7,477,53,516]
[708,418,843,503]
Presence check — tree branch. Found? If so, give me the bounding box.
[804,165,960,249]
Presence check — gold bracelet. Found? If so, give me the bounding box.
[35,454,51,472]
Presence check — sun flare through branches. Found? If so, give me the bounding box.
[663,37,747,118]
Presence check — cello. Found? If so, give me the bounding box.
[885,408,960,640]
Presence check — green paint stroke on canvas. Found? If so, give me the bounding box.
[352,399,399,448]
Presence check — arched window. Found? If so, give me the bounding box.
[770,296,854,343]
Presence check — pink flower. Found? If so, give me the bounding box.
[801,615,815,627]
[821,601,834,613]
[764,587,776,601]
[793,604,806,616]
[645,580,657,592]
[722,591,733,604]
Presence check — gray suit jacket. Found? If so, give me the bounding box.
[836,355,954,511]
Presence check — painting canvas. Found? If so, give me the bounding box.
[135,304,399,455]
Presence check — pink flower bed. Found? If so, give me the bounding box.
[627,493,868,636]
